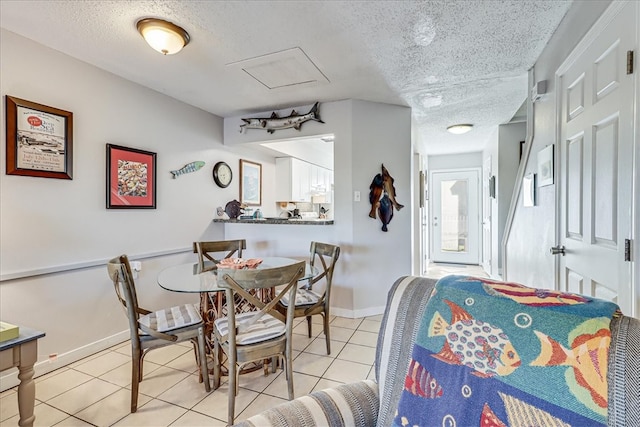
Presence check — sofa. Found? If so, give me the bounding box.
[237,276,640,427]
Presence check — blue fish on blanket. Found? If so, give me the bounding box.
[428,299,522,378]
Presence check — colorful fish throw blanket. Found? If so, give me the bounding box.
[393,275,621,427]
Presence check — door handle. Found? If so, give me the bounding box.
[550,245,566,256]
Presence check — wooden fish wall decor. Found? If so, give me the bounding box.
[369,164,404,232]
[239,102,324,134]
[170,161,205,179]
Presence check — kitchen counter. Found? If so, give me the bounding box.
[213,218,333,225]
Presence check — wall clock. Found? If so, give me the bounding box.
[213,161,232,188]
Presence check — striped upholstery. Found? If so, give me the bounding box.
[214,311,285,345]
[233,275,639,427]
[277,288,322,307]
[237,380,379,427]
[138,303,202,333]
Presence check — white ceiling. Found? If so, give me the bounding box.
[0,1,572,155]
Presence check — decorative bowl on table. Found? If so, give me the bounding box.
[218,258,263,269]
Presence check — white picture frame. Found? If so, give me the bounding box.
[537,145,554,187]
[523,173,536,207]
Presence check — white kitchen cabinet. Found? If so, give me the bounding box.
[276,157,333,203]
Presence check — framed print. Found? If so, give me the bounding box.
[523,173,536,207]
[239,159,262,206]
[537,144,554,187]
[5,95,73,179]
[106,144,157,209]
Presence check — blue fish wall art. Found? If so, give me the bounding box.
[170,161,205,178]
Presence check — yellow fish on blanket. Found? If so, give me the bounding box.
[470,277,589,307]
[530,318,610,415]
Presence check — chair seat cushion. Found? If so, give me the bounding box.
[214,311,286,345]
[139,303,202,333]
[277,288,322,307]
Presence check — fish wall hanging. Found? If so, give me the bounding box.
[239,102,324,134]
[369,164,404,232]
[170,161,205,179]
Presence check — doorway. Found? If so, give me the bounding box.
[430,169,480,264]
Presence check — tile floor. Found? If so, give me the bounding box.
[0,263,486,427]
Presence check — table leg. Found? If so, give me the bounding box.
[17,340,37,427]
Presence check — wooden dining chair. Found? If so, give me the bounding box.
[276,241,340,354]
[213,261,305,425]
[193,239,246,272]
[107,254,210,413]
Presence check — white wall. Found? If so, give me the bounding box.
[427,152,483,171]
[504,1,612,286]
[0,30,270,387]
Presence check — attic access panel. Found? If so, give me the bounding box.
[227,47,329,89]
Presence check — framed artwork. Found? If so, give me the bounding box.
[239,159,262,206]
[106,144,157,209]
[5,95,73,179]
[523,173,536,207]
[537,144,554,187]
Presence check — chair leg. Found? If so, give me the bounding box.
[213,337,221,390]
[323,312,331,355]
[306,315,312,338]
[285,354,294,400]
[131,348,142,413]
[228,358,236,426]
[197,327,211,392]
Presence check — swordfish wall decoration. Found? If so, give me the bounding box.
[369,164,404,232]
[239,102,324,134]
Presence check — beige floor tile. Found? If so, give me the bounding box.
[236,393,287,422]
[337,343,376,365]
[164,351,200,374]
[236,366,280,393]
[99,360,162,388]
[348,330,379,347]
[291,333,314,351]
[323,359,371,384]
[312,378,344,392]
[34,366,69,385]
[293,321,321,337]
[68,348,111,369]
[327,326,355,342]
[304,337,345,357]
[367,365,377,381]
[113,398,188,426]
[143,345,191,366]
[113,342,132,357]
[16,402,69,426]
[262,372,318,399]
[191,382,259,422]
[0,392,18,422]
[358,319,382,333]
[331,317,363,330]
[73,351,130,377]
[0,388,16,399]
[74,388,151,427]
[35,369,94,402]
[170,409,226,426]
[54,415,95,426]
[291,353,333,377]
[156,373,212,409]
[365,314,384,322]
[47,378,120,415]
[134,366,191,398]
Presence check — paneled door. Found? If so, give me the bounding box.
[431,170,480,265]
[556,1,635,316]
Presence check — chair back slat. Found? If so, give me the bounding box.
[107,255,143,338]
[308,242,340,299]
[193,240,246,272]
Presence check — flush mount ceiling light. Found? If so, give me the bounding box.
[447,124,474,134]
[136,18,190,55]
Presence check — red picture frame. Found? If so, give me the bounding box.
[106,144,156,209]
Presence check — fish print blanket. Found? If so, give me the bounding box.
[393,275,621,427]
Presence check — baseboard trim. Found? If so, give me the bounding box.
[332,305,386,319]
[0,330,129,392]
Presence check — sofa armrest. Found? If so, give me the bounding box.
[234,379,379,427]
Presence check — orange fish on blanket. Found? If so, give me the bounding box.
[530,318,610,415]
[429,300,522,378]
[470,277,589,307]
[404,359,443,399]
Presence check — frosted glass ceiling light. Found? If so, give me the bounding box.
[137,18,190,55]
[447,124,473,134]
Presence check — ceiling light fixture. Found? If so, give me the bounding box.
[447,124,473,134]
[136,18,190,55]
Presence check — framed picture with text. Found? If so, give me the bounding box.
[106,144,157,209]
[239,159,262,206]
[5,95,73,179]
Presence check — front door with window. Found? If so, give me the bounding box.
[431,170,480,264]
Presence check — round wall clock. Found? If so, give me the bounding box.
[212,161,232,188]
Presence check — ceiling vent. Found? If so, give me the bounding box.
[227,47,329,89]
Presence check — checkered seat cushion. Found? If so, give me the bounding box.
[138,303,202,333]
[277,288,322,307]
[214,311,286,345]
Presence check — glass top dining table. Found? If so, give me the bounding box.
[157,256,317,293]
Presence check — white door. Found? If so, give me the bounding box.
[556,1,635,316]
[482,157,492,274]
[431,170,480,264]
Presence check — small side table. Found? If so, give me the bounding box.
[0,327,45,427]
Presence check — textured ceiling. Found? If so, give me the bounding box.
[0,1,572,155]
